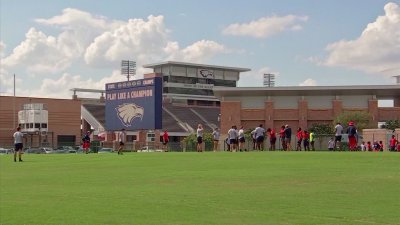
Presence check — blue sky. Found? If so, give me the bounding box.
[1,0,399,99]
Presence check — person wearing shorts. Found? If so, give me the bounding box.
[267,128,276,151]
[228,125,238,152]
[82,131,91,154]
[334,122,343,151]
[212,128,220,152]
[162,130,169,152]
[118,129,126,155]
[238,126,245,151]
[254,124,265,151]
[284,125,292,151]
[197,124,204,152]
[13,127,24,162]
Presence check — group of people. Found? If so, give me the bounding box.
[81,129,127,154]
[218,124,316,152]
[331,122,359,151]
[358,135,399,152]
[10,121,398,159]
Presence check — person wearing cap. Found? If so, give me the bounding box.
[347,121,357,151]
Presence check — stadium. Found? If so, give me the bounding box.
[1,61,399,151]
[1,61,400,225]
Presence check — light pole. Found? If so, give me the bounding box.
[121,60,136,81]
[263,73,275,87]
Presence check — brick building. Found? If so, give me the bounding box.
[213,85,400,135]
[0,96,81,148]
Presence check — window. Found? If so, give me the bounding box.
[41,123,48,128]
[147,131,155,142]
[127,135,137,142]
[35,123,40,128]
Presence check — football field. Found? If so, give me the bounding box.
[1,152,399,225]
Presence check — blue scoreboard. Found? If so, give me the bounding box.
[105,77,162,131]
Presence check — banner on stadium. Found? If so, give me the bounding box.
[105,77,162,131]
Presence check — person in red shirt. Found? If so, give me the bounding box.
[162,130,169,152]
[267,128,276,151]
[347,121,357,151]
[379,141,384,152]
[296,127,303,151]
[389,135,397,152]
[366,141,372,151]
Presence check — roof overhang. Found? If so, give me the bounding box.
[213,85,400,99]
[143,61,251,72]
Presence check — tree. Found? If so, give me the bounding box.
[382,120,400,131]
[183,132,213,151]
[309,123,334,136]
[334,111,374,131]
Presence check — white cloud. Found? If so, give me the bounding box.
[299,78,317,86]
[2,8,122,75]
[35,8,120,30]
[0,9,229,98]
[222,15,308,38]
[323,2,400,75]
[238,67,279,87]
[165,40,226,63]
[84,15,170,67]
[2,28,73,74]
[0,41,5,57]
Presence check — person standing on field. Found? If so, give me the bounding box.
[347,121,357,151]
[238,126,245,152]
[162,130,169,152]
[309,131,315,151]
[196,124,204,152]
[334,122,344,151]
[284,125,292,151]
[82,131,91,154]
[13,127,24,162]
[254,124,265,151]
[118,128,126,155]
[212,128,220,152]
[228,125,238,152]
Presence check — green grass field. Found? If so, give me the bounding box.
[1,152,399,225]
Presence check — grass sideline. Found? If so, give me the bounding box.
[0,152,399,225]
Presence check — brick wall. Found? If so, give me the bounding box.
[0,96,81,148]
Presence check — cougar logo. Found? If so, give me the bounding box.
[199,69,214,78]
[115,103,144,127]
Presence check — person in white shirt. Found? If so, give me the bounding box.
[212,128,220,152]
[238,126,245,151]
[254,124,265,151]
[13,127,24,162]
[360,141,366,151]
[196,124,204,152]
[334,122,344,151]
[118,128,126,155]
[227,125,238,152]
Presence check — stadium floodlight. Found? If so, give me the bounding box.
[263,73,275,87]
[121,60,136,81]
